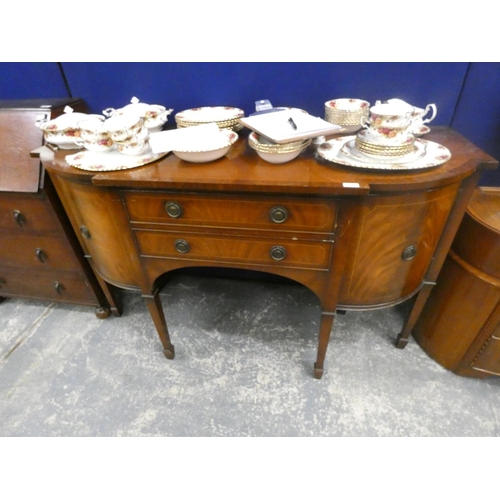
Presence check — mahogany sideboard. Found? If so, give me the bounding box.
[40,127,497,378]
[414,187,500,378]
[0,98,116,318]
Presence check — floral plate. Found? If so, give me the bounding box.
[65,147,169,172]
[317,135,451,171]
[175,106,244,125]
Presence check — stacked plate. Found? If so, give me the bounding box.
[355,135,416,157]
[175,106,245,131]
[324,98,370,132]
[248,132,311,164]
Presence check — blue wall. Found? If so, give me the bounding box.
[1,62,499,185]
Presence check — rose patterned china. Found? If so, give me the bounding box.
[36,106,104,149]
[317,135,451,171]
[65,149,169,172]
[377,98,437,135]
[103,114,146,143]
[76,118,114,152]
[175,106,245,131]
[103,97,173,133]
[324,98,370,133]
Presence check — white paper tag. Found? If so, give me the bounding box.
[149,123,221,154]
[342,182,361,188]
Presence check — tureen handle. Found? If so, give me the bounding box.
[102,108,117,117]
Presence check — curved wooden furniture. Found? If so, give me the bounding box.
[414,187,500,377]
[40,127,497,378]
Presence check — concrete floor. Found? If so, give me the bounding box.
[1,270,500,437]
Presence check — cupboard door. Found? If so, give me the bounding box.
[339,184,458,308]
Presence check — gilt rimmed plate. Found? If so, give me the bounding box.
[317,135,451,171]
[65,147,169,172]
[341,138,428,164]
[175,106,244,125]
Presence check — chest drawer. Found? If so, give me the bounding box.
[0,266,97,303]
[123,192,337,235]
[136,230,333,270]
[0,234,82,270]
[0,193,61,233]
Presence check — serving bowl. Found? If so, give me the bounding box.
[172,129,238,163]
[248,132,311,164]
[36,107,104,149]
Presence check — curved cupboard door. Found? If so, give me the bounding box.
[49,175,143,290]
[338,183,459,309]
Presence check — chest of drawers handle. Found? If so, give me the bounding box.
[165,201,183,218]
[269,206,288,224]
[270,245,287,261]
[13,210,25,227]
[35,248,46,263]
[54,281,64,294]
[175,239,190,253]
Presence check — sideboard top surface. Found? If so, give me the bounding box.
[42,127,498,197]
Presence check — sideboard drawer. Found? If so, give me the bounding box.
[0,267,97,303]
[0,234,82,270]
[135,230,333,270]
[123,192,337,235]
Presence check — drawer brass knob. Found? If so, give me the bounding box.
[401,245,417,261]
[175,239,190,254]
[35,248,46,263]
[80,225,91,239]
[270,206,288,224]
[54,281,64,294]
[270,245,287,261]
[165,201,183,218]
[13,210,25,227]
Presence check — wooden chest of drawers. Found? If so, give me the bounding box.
[0,99,116,317]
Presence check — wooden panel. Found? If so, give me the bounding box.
[123,191,337,235]
[135,230,333,271]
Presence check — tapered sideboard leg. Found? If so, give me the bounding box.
[396,281,436,348]
[142,291,175,359]
[314,312,336,379]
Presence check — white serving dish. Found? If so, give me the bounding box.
[172,128,238,163]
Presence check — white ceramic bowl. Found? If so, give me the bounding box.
[248,132,311,164]
[172,129,238,163]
